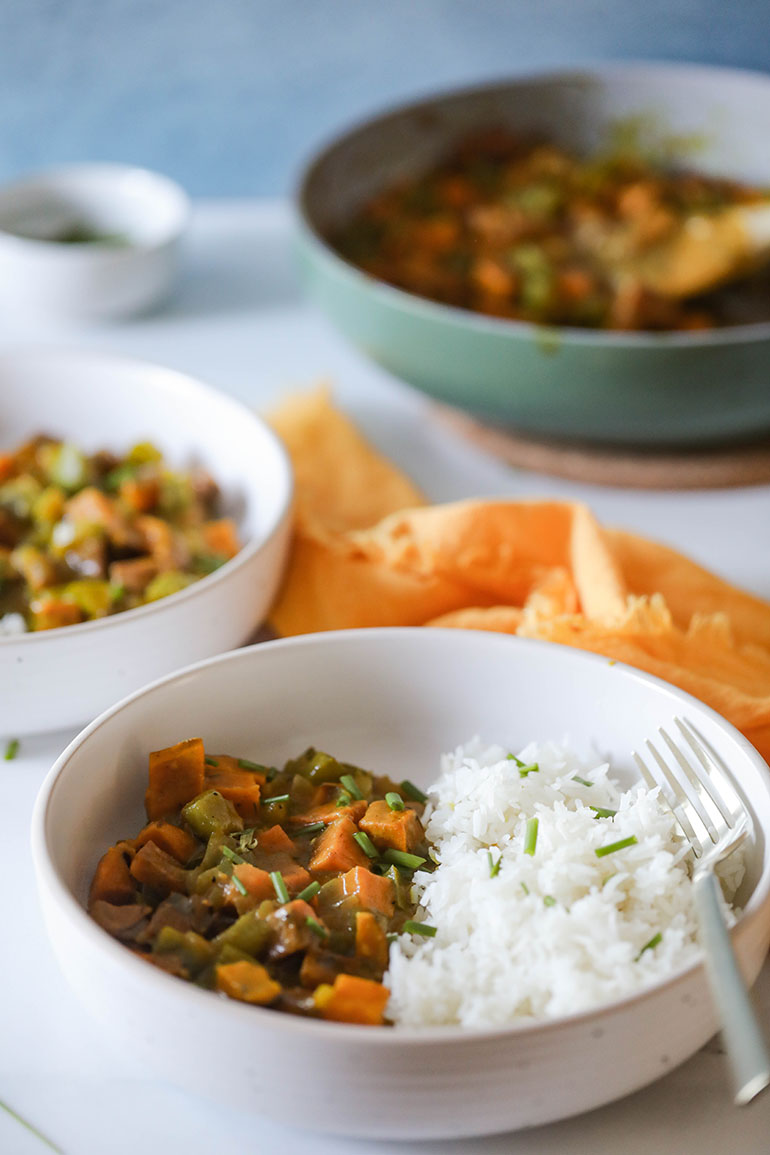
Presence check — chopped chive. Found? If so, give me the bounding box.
[231,873,248,896]
[270,871,290,903]
[339,773,363,800]
[589,806,617,819]
[0,1097,64,1153]
[518,763,539,777]
[296,880,321,903]
[572,775,593,788]
[204,755,219,767]
[220,845,246,865]
[386,932,398,944]
[265,793,290,805]
[520,881,530,895]
[403,920,437,938]
[336,790,352,808]
[298,821,326,836]
[507,752,526,767]
[487,850,502,878]
[595,834,638,858]
[382,849,426,869]
[401,779,428,804]
[305,916,329,939]
[543,895,557,907]
[238,758,268,773]
[353,831,378,859]
[4,738,19,761]
[236,828,259,852]
[386,791,405,811]
[636,932,663,960]
[523,816,539,856]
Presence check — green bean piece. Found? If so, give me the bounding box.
[182,790,244,840]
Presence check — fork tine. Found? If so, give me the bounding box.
[633,745,704,856]
[675,717,738,825]
[659,728,722,842]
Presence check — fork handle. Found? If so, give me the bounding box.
[695,870,770,1105]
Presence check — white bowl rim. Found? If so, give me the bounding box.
[297,58,770,348]
[0,344,294,646]
[0,162,191,250]
[30,626,770,1046]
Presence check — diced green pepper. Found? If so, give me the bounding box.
[182,790,244,839]
[152,926,214,975]
[144,571,198,602]
[214,910,271,958]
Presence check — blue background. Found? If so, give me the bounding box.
[1,0,768,198]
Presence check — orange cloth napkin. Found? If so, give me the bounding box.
[268,388,770,763]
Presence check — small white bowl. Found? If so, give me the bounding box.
[0,347,292,734]
[30,629,770,1139]
[0,164,189,320]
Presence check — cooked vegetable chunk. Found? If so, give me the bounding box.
[146,738,206,820]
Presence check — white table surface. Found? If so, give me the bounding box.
[1,200,768,1155]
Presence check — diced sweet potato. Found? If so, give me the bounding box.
[203,760,263,822]
[283,861,312,895]
[136,515,190,571]
[231,863,275,902]
[201,518,240,560]
[65,487,139,548]
[309,817,370,874]
[129,840,189,894]
[145,738,205,819]
[30,598,83,631]
[315,973,390,1025]
[215,960,281,1005]
[355,911,389,971]
[132,820,198,865]
[108,556,158,593]
[119,474,160,513]
[89,845,137,906]
[255,824,295,854]
[289,798,367,829]
[359,800,423,853]
[340,866,395,918]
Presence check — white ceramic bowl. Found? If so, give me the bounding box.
[31,628,770,1140]
[0,164,189,320]
[0,347,292,734]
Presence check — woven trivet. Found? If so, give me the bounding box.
[433,405,770,490]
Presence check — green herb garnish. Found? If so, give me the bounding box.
[595,835,638,858]
[487,850,502,877]
[4,738,19,761]
[401,779,428,804]
[305,916,329,939]
[543,895,557,907]
[0,1097,64,1153]
[524,816,539,856]
[270,871,290,903]
[238,758,269,773]
[296,880,321,903]
[204,756,219,767]
[520,881,530,895]
[353,831,378,859]
[236,827,258,852]
[336,790,352,808]
[386,792,405,811]
[636,932,663,960]
[220,845,246,865]
[382,849,426,870]
[572,775,593,788]
[518,763,539,777]
[403,920,437,938]
[507,752,525,766]
[265,794,290,805]
[231,873,248,896]
[340,773,363,800]
[589,806,617,819]
[298,821,326,836]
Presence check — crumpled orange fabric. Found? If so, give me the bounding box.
[268,387,770,763]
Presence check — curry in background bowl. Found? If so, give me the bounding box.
[296,63,770,445]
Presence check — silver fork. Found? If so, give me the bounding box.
[633,716,770,1106]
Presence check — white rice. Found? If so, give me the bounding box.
[386,737,743,1028]
[0,612,27,637]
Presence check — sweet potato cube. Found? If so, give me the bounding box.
[231,863,275,902]
[315,973,389,1025]
[203,761,263,823]
[340,867,395,918]
[65,487,138,548]
[146,738,205,819]
[201,518,240,560]
[132,820,198,864]
[256,824,295,855]
[89,845,136,906]
[355,911,389,970]
[359,800,423,853]
[215,960,281,1005]
[309,817,370,874]
[129,840,189,894]
[289,798,367,829]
